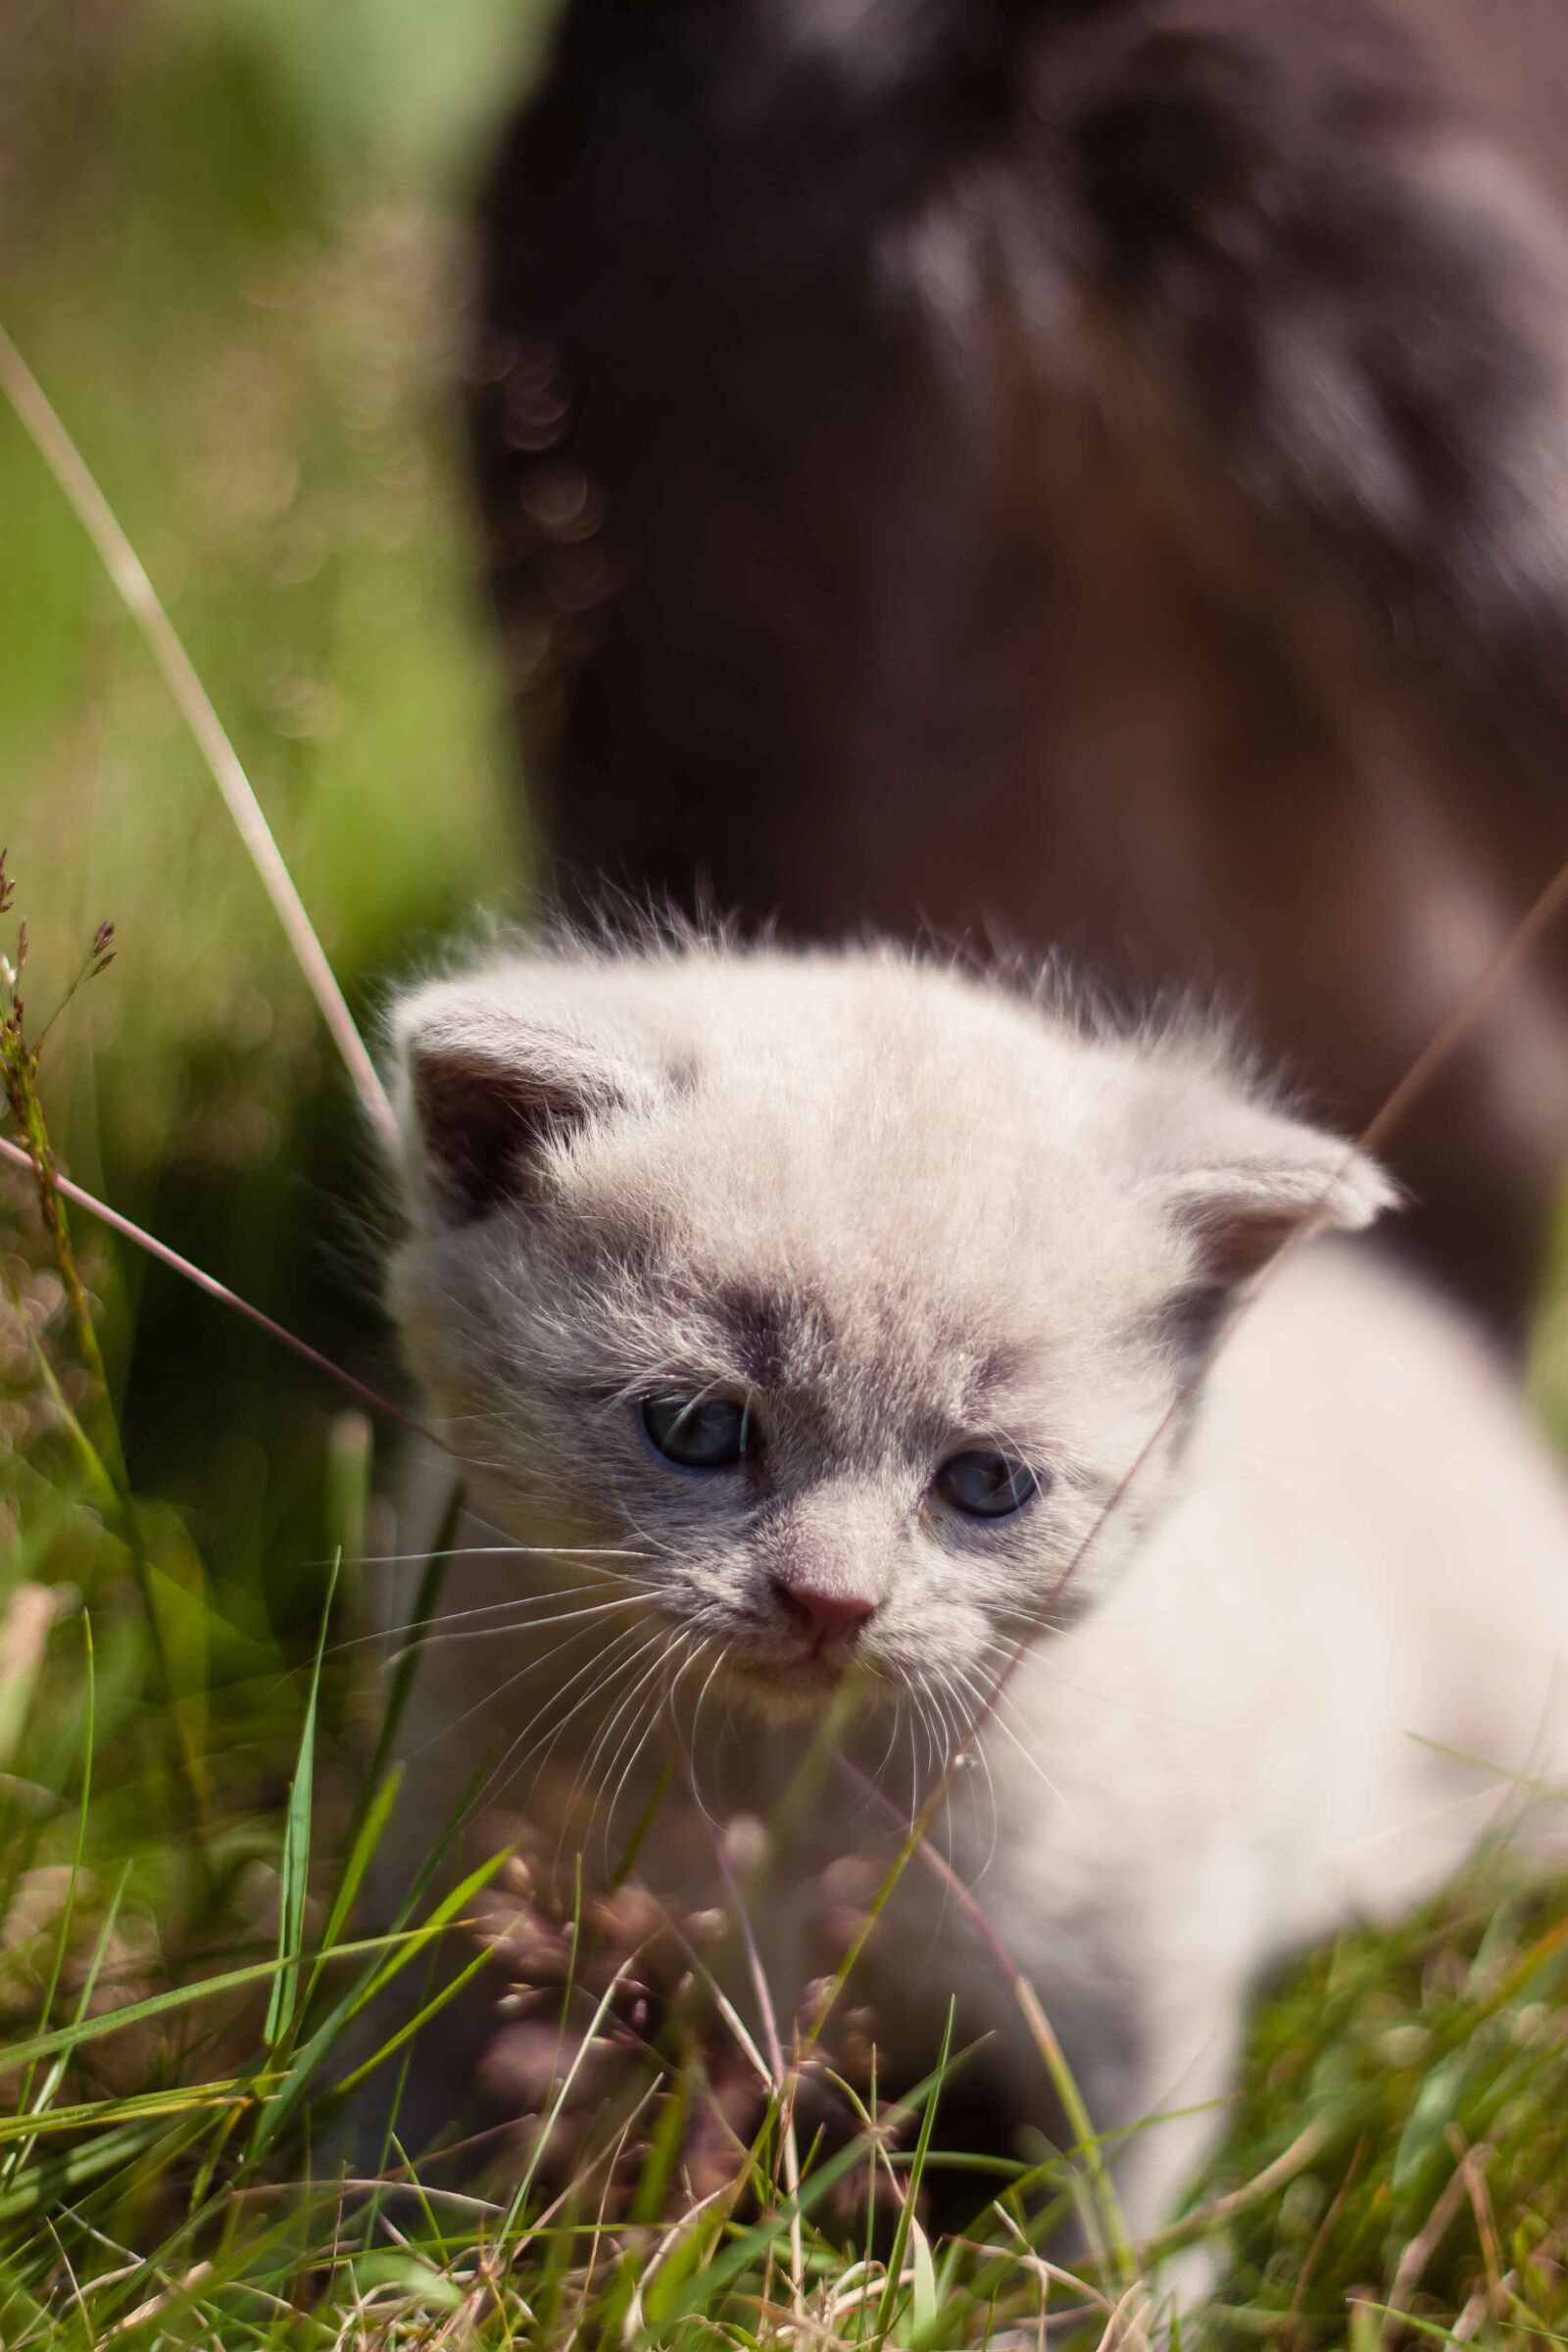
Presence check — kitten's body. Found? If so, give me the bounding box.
[377,942,1568,2233]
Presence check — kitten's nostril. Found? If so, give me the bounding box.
[770,1578,878,1643]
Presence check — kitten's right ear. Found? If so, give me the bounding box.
[389,986,654,1223]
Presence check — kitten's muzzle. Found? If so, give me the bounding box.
[721,1583,883,1714]
[768,1576,878,1654]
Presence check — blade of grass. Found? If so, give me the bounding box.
[265,1552,341,2051]
[0,1927,447,2081]
[875,2001,954,2342]
[655,2047,967,2328]
[838,1755,1134,2288]
[0,321,396,1146]
[245,1842,514,2162]
[0,2109,223,2225]
[0,2082,248,2144]
[498,1965,635,2243]
[0,1133,435,1443]
[7,1862,134,2181]
[325,1938,498,2102]
[6,1611,94,2138]
[304,1764,405,2019]
[359,1474,465,1810]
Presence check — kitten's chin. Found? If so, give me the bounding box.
[715,1646,877,1724]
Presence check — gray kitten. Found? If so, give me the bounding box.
[377,937,1568,2241]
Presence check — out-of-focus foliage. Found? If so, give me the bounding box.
[0,0,560,1593]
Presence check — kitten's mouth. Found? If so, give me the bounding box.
[715,1634,871,1718]
[734,1648,842,1696]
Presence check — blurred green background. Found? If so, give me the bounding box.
[1,0,562,1625]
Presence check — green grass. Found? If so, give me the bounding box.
[3,7,1568,2343]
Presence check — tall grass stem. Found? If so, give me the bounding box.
[0,1132,433,1443]
[0,321,396,1148]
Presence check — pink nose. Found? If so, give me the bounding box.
[771,1579,878,1645]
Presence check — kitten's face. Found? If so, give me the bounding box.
[387,947,1389,1721]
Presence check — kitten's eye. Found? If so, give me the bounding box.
[641,1395,754,1472]
[935,1450,1041,1521]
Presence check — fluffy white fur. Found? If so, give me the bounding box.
[376,937,1568,2236]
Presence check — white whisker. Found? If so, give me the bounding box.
[378,1591,655,1669]
[901,1697,923,1835]
[348,1544,652,1569]
[407,1611,651,1772]
[965,1645,1077,1816]
[575,1633,683,1829]
[325,1580,660,1666]
[683,1644,730,1825]
[600,1639,696,1862]
[943,1662,1003,1884]
[466,1623,664,1822]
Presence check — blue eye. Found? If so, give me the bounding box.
[641,1396,754,1472]
[935,1450,1042,1521]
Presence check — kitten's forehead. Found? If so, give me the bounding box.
[563,956,1115,1218]
[547,956,1178,1422]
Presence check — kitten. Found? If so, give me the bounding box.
[376,935,1568,2237]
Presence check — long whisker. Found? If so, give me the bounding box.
[960,1643,1078,1815]
[517,1638,678,1848]
[978,1639,1120,1712]
[510,1621,674,1800]
[379,1592,657,1670]
[465,1623,662,1823]
[607,1502,686,1564]
[598,1639,697,1864]
[926,1682,962,1872]
[346,1544,653,1569]
[943,1663,1003,1884]
[320,1581,660,1665]
[575,1634,684,1830]
[865,1697,904,1795]
[681,1643,730,1827]
[918,1684,949,1778]
[897,1689,925,1825]
[401,1612,650,1769]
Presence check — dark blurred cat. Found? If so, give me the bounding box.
[467,0,1568,1330]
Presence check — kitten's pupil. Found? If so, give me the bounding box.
[937,1449,1040,1520]
[642,1395,753,1471]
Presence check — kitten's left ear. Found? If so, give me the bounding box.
[388,977,660,1224]
[1138,1070,1398,1291]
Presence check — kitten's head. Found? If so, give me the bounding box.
[384,941,1393,1720]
